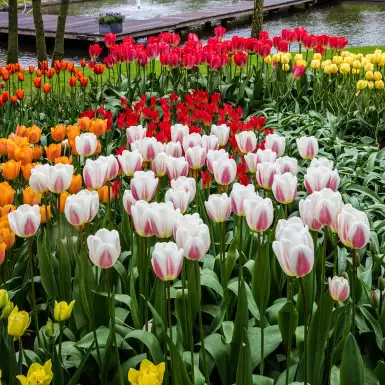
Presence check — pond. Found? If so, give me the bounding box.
[1,1,385,66]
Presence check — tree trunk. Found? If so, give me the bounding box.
[7,0,18,64]
[51,0,70,65]
[32,0,47,64]
[251,0,264,38]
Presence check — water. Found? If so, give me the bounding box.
[1,1,385,66]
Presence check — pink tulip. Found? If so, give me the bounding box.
[256,148,277,164]
[170,176,196,203]
[8,204,41,238]
[244,152,258,173]
[166,157,188,180]
[207,149,229,173]
[123,190,137,215]
[87,229,121,268]
[265,134,285,156]
[297,136,319,160]
[272,173,297,204]
[130,171,159,202]
[328,276,350,302]
[152,152,169,177]
[131,138,164,162]
[118,150,143,177]
[75,133,98,157]
[165,141,182,157]
[183,133,202,152]
[205,193,232,223]
[48,164,74,193]
[256,162,281,190]
[275,156,298,175]
[152,242,184,281]
[244,196,274,232]
[299,193,324,231]
[235,131,257,154]
[202,135,219,153]
[64,190,99,226]
[165,188,191,214]
[83,158,107,190]
[185,146,206,170]
[212,158,236,186]
[29,164,50,194]
[149,202,181,239]
[304,166,340,193]
[337,205,370,249]
[171,124,189,144]
[211,124,230,146]
[98,155,119,181]
[273,217,314,277]
[131,200,155,237]
[230,183,256,216]
[126,125,147,144]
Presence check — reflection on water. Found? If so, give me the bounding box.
[1,1,385,66]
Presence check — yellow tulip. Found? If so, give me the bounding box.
[281,53,291,65]
[339,63,351,74]
[264,55,271,64]
[364,63,374,72]
[352,60,361,70]
[374,71,382,81]
[313,53,322,61]
[282,64,290,72]
[272,53,281,63]
[294,54,303,62]
[311,60,320,70]
[365,71,374,81]
[332,56,343,65]
[17,360,53,385]
[368,81,374,89]
[0,289,8,309]
[375,80,384,89]
[128,360,165,385]
[352,69,358,75]
[357,80,368,90]
[296,59,307,67]
[329,64,338,74]
[8,306,30,339]
[54,300,75,322]
[321,59,331,69]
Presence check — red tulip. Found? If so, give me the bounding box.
[89,43,103,59]
[303,34,316,50]
[259,44,271,57]
[146,43,159,59]
[214,26,226,40]
[278,41,289,52]
[273,36,282,49]
[182,54,195,69]
[292,65,306,80]
[209,55,223,71]
[281,29,294,43]
[104,55,116,69]
[169,33,181,47]
[104,33,116,48]
[234,52,247,67]
[137,52,149,66]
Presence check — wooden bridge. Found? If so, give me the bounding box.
[0,0,322,42]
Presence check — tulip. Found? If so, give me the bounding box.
[272,173,298,204]
[170,176,196,203]
[235,131,257,154]
[150,202,180,238]
[256,162,281,190]
[244,196,274,232]
[211,124,230,146]
[207,149,229,173]
[230,183,257,216]
[165,141,182,157]
[328,276,350,302]
[1,301,14,319]
[0,182,15,206]
[244,153,258,173]
[256,148,277,164]
[64,189,99,226]
[68,174,82,194]
[171,124,189,144]
[75,133,98,157]
[118,149,143,177]
[185,146,206,170]
[166,156,189,180]
[123,190,137,215]
[304,166,340,193]
[0,242,5,265]
[130,171,159,202]
[0,289,8,309]
[152,242,184,281]
[48,164,74,193]
[131,138,164,162]
[83,158,108,190]
[87,228,121,268]
[98,155,119,181]
[23,186,42,206]
[183,133,202,152]
[174,213,210,260]
[0,227,15,249]
[165,188,190,214]
[54,300,75,322]
[205,193,232,222]
[202,135,219,153]
[212,158,236,186]
[273,217,314,277]
[127,125,147,144]
[299,193,324,232]
[337,205,370,249]
[297,136,319,160]
[234,52,247,67]
[40,205,51,224]
[265,134,285,156]
[2,160,21,180]
[131,200,155,237]
[51,124,67,142]
[8,306,31,338]
[16,360,53,385]
[128,360,165,385]
[8,205,41,237]
[310,157,333,169]
[152,152,169,177]
[275,156,298,175]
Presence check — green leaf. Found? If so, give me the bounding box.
[204,333,230,385]
[340,333,365,385]
[345,184,383,204]
[67,341,95,385]
[360,306,383,350]
[201,270,223,297]
[147,298,166,349]
[307,293,334,385]
[57,239,72,302]
[113,261,129,293]
[252,375,274,385]
[278,300,299,352]
[374,361,385,385]
[37,233,57,299]
[228,280,260,320]
[225,241,238,283]
[236,329,252,385]
[167,335,193,385]
[124,330,163,363]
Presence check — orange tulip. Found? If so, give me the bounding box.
[69,77,77,87]
[21,163,36,180]
[95,140,102,155]
[42,84,52,94]
[28,65,35,74]
[0,182,15,206]
[15,125,27,137]
[60,191,71,213]
[0,205,16,216]
[45,143,61,162]
[0,138,8,155]
[67,125,80,140]
[33,77,42,88]
[6,141,17,159]
[80,59,86,68]
[77,117,92,132]
[32,145,43,160]
[0,242,5,264]
[27,126,42,144]
[23,186,42,205]
[68,174,82,194]
[98,185,118,204]
[0,214,10,230]
[39,60,49,72]
[17,72,25,82]
[54,155,73,165]
[46,68,55,79]
[1,160,21,180]
[51,124,67,142]
[89,119,108,137]
[15,145,34,165]
[36,69,42,77]
[0,227,15,249]
[40,205,51,224]
[15,89,24,100]
[79,76,88,87]
[10,96,17,104]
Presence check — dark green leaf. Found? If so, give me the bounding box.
[340,333,365,385]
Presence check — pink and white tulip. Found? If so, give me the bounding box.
[126,125,147,144]
[183,133,202,152]
[244,153,258,173]
[244,196,274,232]
[8,204,41,238]
[171,124,189,144]
[212,158,236,186]
[87,229,121,268]
[29,164,50,194]
[328,276,350,302]
[298,193,324,231]
[152,242,184,281]
[165,141,182,157]
[211,124,230,146]
[185,146,206,170]
[64,189,99,226]
[265,134,285,156]
[297,136,319,160]
[48,164,74,193]
[310,157,333,169]
[131,138,164,162]
[83,158,107,190]
[272,173,298,204]
[256,162,281,190]
[202,135,219,152]
[205,193,232,223]
[123,190,137,215]
[130,171,159,202]
[235,131,257,154]
[150,202,181,239]
[131,200,155,237]
[207,149,229,173]
[166,157,189,180]
[304,166,340,193]
[275,156,298,175]
[256,148,277,164]
[118,150,143,177]
[230,183,256,216]
[337,205,370,249]
[98,155,119,181]
[170,176,196,203]
[165,188,191,214]
[152,152,169,177]
[75,133,98,157]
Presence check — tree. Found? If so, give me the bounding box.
[251,0,264,38]
[7,0,18,64]
[32,0,47,64]
[52,0,70,65]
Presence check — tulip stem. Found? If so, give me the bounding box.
[310,231,318,324]
[194,261,210,385]
[107,180,111,229]
[59,322,64,364]
[285,277,293,385]
[106,268,124,385]
[18,338,23,376]
[220,222,228,320]
[258,231,265,376]
[28,237,42,348]
[351,248,357,337]
[9,339,15,385]
[299,277,308,385]
[167,280,174,383]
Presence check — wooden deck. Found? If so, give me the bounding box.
[0,0,318,42]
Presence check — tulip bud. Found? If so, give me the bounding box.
[328,276,350,302]
[45,318,55,338]
[272,173,297,204]
[1,300,14,319]
[151,242,184,281]
[0,289,8,309]
[87,229,121,268]
[54,300,76,322]
[379,276,385,292]
[212,158,236,186]
[235,131,257,154]
[8,306,31,338]
[297,136,319,160]
[205,193,232,223]
[244,195,274,232]
[371,290,379,309]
